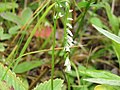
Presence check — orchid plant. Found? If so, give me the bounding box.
[55,0,74,72]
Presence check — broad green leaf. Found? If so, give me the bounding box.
[9,26,20,35]
[93,25,120,44]
[0,43,5,52]
[14,60,44,73]
[0,63,27,90]
[84,78,120,86]
[78,66,120,80]
[0,12,23,26]
[21,7,33,24]
[0,34,11,40]
[90,17,103,28]
[0,2,18,12]
[34,79,64,90]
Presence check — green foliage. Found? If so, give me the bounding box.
[0,26,11,40]
[93,25,120,44]
[14,60,44,73]
[34,79,64,90]
[103,2,119,34]
[0,63,27,90]
[0,80,12,90]
[0,7,33,27]
[0,26,11,52]
[78,1,89,8]
[9,26,20,35]
[78,66,120,80]
[0,2,18,12]
[0,12,23,26]
[78,66,120,87]
[90,17,103,28]
[84,78,120,86]
[0,62,64,90]
[0,43,5,52]
[93,25,120,65]
[21,8,33,24]
[94,85,119,90]
[0,0,120,90]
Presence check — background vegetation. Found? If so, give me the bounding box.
[0,0,120,90]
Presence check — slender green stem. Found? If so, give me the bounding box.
[67,73,70,90]
[51,17,57,90]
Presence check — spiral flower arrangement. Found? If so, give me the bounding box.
[55,0,74,72]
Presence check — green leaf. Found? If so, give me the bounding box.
[0,81,11,90]
[112,41,120,65]
[21,7,33,24]
[0,63,27,90]
[0,2,18,12]
[0,34,11,40]
[93,24,120,44]
[0,43,5,52]
[90,17,103,28]
[0,12,23,26]
[78,1,89,8]
[34,79,64,90]
[103,2,119,34]
[0,27,4,36]
[14,60,44,73]
[84,78,120,86]
[78,67,120,80]
[9,26,20,35]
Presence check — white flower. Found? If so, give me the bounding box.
[64,45,70,52]
[67,39,74,46]
[64,56,71,72]
[65,2,69,7]
[65,64,71,72]
[59,4,62,7]
[69,10,73,12]
[55,4,58,7]
[54,15,57,19]
[66,23,72,29]
[67,28,73,36]
[67,35,73,42]
[67,18,73,21]
[58,12,64,17]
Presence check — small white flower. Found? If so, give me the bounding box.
[65,64,71,72]
[73,40,77,44]
[67,39,74,46]
[67,35,73,43]
[65,2,69,7]
[55,4,58,7]
[59,4,62,7]
[67,18,73,21]
[64,45,70,52]
[69,10,73,12]
[58,12,64,17]
[64,57,70,66]
[67,29,73,36]
[64,56,71,72]
[66,23,72,29]
[54,15,57,19]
